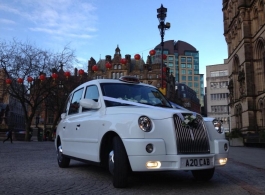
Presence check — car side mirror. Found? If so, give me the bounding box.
[80,99,101,109]
[61,113,66,119]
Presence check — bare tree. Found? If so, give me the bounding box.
[0,39,77,141]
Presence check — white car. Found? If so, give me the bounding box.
[55,76,229,188]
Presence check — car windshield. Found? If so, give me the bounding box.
[100,83,172,108]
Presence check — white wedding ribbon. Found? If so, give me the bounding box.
[102,96,196,120]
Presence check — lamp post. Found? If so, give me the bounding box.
[157,4,170,88]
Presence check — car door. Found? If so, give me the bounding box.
[62,87,84,157]
[74,85,101,162]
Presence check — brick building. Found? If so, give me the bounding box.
[86,46,177,100]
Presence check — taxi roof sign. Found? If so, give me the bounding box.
[119,76,140,84]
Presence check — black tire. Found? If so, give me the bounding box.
[57,143,70,168]
[111,136,130,188]
[191,168,215,181]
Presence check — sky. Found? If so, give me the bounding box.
[0,0,228,84]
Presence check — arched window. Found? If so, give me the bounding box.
[114,65,117,70]
[232,56,240,99]
[252,8,259,34]
[235,104,243,129]
[257,98,265,127]
[118,65,121,69]
[258,100,264,127]
[254,39,265,92]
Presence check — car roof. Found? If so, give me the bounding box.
[74,79,156,91]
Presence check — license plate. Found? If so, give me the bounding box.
[182,158,212,167]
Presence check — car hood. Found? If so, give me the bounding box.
[105,106,195,120]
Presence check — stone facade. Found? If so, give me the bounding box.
[222,0,265,134]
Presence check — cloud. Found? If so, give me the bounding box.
[0,19,16,25]
[1,0,98,40]
[29,27,95,39]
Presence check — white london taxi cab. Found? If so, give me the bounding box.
[55,76,229,188]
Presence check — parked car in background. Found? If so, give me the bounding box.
[55,76,229,188]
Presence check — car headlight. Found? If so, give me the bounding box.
[213,120,224,134]
[138,116,152,132]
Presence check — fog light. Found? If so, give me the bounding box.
[219,158,227,165]
[146,144,153,153]
[146,161,161,169]
[224,143,228,151]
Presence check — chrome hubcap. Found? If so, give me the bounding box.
[57,145,63,162]
[109,150,114,175]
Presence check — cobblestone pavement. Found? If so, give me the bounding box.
[0,141,265,195]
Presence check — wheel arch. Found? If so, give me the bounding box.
[100,131,127,169]
[56,135,61,148]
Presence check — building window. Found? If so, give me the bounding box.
[194,76,198,81]
[210,82,228,89]
[188,70,192,75]
[187,63,192,68]
[181,69,186,74]
[210,70,228,77]
[210,93,228,100]
[114,65,117,69]
[187,57,192,62]
[211,105,227,113]
[181,86,185,91]
[118,65,121,69]
[188,76,192,81]
[182,76,186,81]
[181,63,186,68]
[188,82,192,87]
[181,57,186,63]
[168,56,174,61]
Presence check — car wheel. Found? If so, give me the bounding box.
[57,144,70,168]
[191,168,215,181]
[109,136,129,188]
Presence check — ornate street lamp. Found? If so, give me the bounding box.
[157,4,170,88]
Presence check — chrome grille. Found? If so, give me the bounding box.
[173,114,210,154]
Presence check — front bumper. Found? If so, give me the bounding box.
[123,138,228,172]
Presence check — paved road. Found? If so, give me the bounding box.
[0,141,265,195]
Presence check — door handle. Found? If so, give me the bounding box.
[77,124,81,127]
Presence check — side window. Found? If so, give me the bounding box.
[84,85,99,102]
[83,85,99,112]
[68,88,84,115]
[63,94,72,114]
